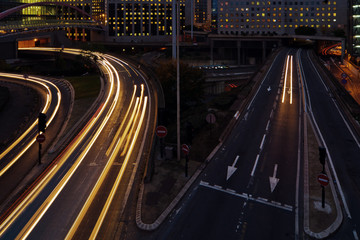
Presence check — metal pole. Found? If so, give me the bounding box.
[38,142,42,165]
[172,0,177,59]
[176,0,181,161]
[191,0,193,40]
[160,138,164,159]
[322,185,325,208]
[185,155,188,177]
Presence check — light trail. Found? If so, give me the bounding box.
[0,73,61,177]
[281,55,293,104]
[4,48,151,240]
[14,56,120,240]
[65,85,144,240]
[90,96,148,240]
[0,50,117,238]
[290,55,293,104]
[282,55,290,103]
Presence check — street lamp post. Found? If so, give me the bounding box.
[176,0,181,161]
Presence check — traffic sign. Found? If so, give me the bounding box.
[341,73,347,78]
[181,144,190,155]
[317,173,329,186]
[36,134,45,143]
[206,113,216,124]
[156,125,167,138]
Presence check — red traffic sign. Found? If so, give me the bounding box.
[182,144,190,155]
[36,134,46,143]
[156,125,167,138]
[317,173,329,186]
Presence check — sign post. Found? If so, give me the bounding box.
[182,144,190,177]
[206,113,216,136]
[36,134,45,164]
[156,126,167,159]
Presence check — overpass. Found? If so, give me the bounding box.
[0,2,104,59]
[206,34,346,65]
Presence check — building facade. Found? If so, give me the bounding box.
[107,0,185,42]
[0,0,104,41]
[353,0,360,55]
[216,0,347,36]
[194,0,211,26]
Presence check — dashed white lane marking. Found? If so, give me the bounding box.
[259,134,266,150]
[270,109,274,118]
[354,230,359,240]
[199,181,293,212]
[266,120,270,131]
[250,154,260,176]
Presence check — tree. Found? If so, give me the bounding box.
[295,26,317,36]
[155,61,205,120]
[332,28,345,38]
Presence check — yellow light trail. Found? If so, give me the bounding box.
[281,55,293,104]
[14,56,121,240]
[282,55,290,103]
[120,85,145,156]
[65,88,142,240]
[290,55,293,105]
[0,51,117,238]
[90,96,148,240]
[0,73,61,177]
[105,85,138,157]
[4,48,148,240]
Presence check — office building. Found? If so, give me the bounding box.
[107,0,185,42]
[216,0,347,36]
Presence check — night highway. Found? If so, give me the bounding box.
[0,48,156,239]
[1,47,360,240]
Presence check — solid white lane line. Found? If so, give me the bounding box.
[199,182,293,212]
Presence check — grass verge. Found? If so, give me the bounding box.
[63,74,101,132]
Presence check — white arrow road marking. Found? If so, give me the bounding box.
[269,164,280,193]
[227,155,239,180]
